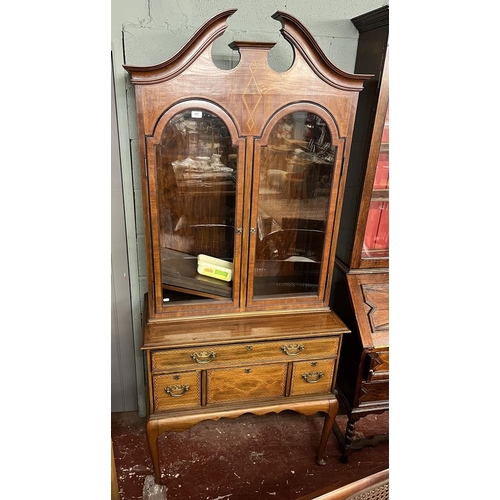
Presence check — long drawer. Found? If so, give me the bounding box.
[151,336,340,372]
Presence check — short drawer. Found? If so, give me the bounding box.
[151,336,340,372]
[366,350,389,382]
[289,359,336,396]
[152,371,201,411]
[206,363,288,404]
[358,380,389,406]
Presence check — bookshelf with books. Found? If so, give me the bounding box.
[329,6,389,462]
[364,104,389,258]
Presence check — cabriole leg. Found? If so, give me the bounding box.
[146,420,162,485]
[316,398,339,465]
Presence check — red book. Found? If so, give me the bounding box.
[363,201,383,256]
[373,159,389,189]
[381,123,389,143]
[381,105,389,143]
[374,201,389,252]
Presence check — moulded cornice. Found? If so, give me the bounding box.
[351,5,389,33]
[124,9,372,90]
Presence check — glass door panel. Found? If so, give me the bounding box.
[155,109,238,303]
[252,111,336,298]
[362,104,389,259]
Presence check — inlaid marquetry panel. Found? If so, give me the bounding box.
[206,363,288,404]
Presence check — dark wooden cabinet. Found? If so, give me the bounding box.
[330,6,389,462]
[124,9,370,485]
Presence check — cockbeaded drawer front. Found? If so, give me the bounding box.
[206,363,288,404]
[153,371,201,411]
[289,359,336,396]
[151,337,340,372]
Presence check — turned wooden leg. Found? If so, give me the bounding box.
[316,398,339,465]
[146,419,162,485]
[340,414,360,463]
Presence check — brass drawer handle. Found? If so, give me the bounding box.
[164,384,190,397]
[301,371,324,383]
[191,351,216,364]
[281,343,304,356]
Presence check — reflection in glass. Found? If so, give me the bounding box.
[253,112,336,298]
[362,104,389,259]
[156,110,237,302]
